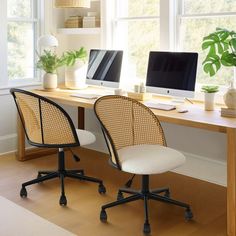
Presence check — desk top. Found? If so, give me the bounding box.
[32,88,236,133]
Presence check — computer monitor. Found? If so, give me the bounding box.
[86,49,123,88]
[146,51,198,98]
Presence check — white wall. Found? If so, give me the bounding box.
[0,0,227,186]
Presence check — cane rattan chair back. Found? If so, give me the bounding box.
[94,95,167,169]
[11,89,79,148]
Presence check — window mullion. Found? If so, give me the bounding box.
[0,0,8,86]
[7,18,38,23]
[115,16,159,21]
[180,12,236,19]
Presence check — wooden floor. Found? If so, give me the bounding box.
[0,148,227,236]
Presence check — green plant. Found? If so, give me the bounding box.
[37,50,64,73]
[62,47,87,67]
[202,28,236,77]
[201,85,219,93]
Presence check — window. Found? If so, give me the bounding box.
[0,0,41,87]
[177,0,236,87]
[113,0,160,85]
[111,0,236,91]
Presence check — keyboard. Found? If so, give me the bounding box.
[144,101,176,111]
[70,93,101,99]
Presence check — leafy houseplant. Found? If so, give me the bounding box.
[201,85,219,111]
[202,28,236,77]
[201,85,219,93]
[37,50,64,73]
[61,47,87,67]
[37,50,64,90]
[202,28,236,109]
[62,47,88,89]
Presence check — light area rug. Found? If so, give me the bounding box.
[0,196,76,236]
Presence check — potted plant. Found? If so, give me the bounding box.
[37,50,64,90]
[202,27,236,108]
[62,47,88,89]
[201,85,219,111]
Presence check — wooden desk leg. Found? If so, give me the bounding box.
[78,107,85,129]
[227,128,236,236]
[16,114,26,161]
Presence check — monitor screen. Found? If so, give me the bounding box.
[146,51,198,98]
[86,49,123,88]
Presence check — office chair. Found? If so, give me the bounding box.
[10,88,106,206]
[94,95,193,234]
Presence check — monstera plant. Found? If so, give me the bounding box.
[202,27,236,77]
[202,28,236,109]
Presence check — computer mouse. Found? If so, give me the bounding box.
[176,107,188,113]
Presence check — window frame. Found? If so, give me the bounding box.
[111,0,161,88]
[176,0,236,93]
[107,0,236,100]
[0,0,43,88]
[113,0,161,48]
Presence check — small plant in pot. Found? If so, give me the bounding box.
[202,27,236,109]
[37,50,64,90]
[201,85,219,111]
[62,47,88,89]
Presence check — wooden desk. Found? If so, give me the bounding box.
[16,88,236,236]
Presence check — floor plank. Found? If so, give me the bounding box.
[0,148,227,235]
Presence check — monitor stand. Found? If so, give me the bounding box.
[171,96,185,104]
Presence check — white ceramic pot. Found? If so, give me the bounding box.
[43,73,57,90]
[65,60,87,89]
[204,92,216,111]
[224,87,236,109]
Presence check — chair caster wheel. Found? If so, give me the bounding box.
[143,222,151,234]
[20,187,27,198]
[164,190,170,198]
[185,208,193,220]
[59,195,67,206]
[117,191,124,201]
[98,184,106,194]
[100,209,107,222]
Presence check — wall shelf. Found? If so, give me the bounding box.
[57,27,101,35]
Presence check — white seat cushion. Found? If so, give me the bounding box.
[117,144,185,175]
[76,129,96,146]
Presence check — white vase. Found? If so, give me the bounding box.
[204,92,216,111]
[223,83,236,109]
[65,60,87,89]
[43,73,57,90]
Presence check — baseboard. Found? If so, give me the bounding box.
[173,151,226,187]
[0,133,17,155]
